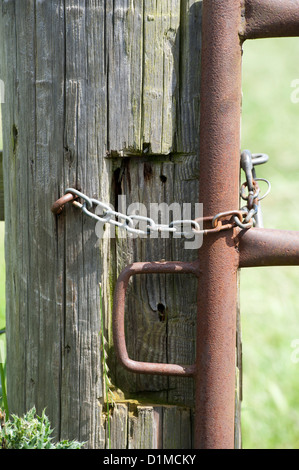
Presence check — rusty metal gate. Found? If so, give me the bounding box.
[112,0,299,449]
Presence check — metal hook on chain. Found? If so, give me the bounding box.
[240,150,270,228]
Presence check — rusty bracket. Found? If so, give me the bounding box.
[51,192,78,215]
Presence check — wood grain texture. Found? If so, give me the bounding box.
[100,403,193,449]
[0,0,241,448]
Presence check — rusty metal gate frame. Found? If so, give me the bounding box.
[111,0,299,449]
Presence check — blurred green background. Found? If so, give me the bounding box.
[241,37,299,449]
[1,37,299,449]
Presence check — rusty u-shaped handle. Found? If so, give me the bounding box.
[112,260,200,377]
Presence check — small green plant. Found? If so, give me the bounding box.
[0,407,85,449]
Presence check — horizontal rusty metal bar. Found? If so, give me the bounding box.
[241,0,299,40]
[238,228,299,267]
[112,261,200,378]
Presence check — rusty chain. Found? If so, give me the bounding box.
[51,151,271,237]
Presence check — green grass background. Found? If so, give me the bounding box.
[241,38,299,449]
[1,37,299,449]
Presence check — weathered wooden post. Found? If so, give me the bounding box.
[0,151,3,221]
[0,0,242,448]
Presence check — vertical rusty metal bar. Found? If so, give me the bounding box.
[195,0,242,449]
